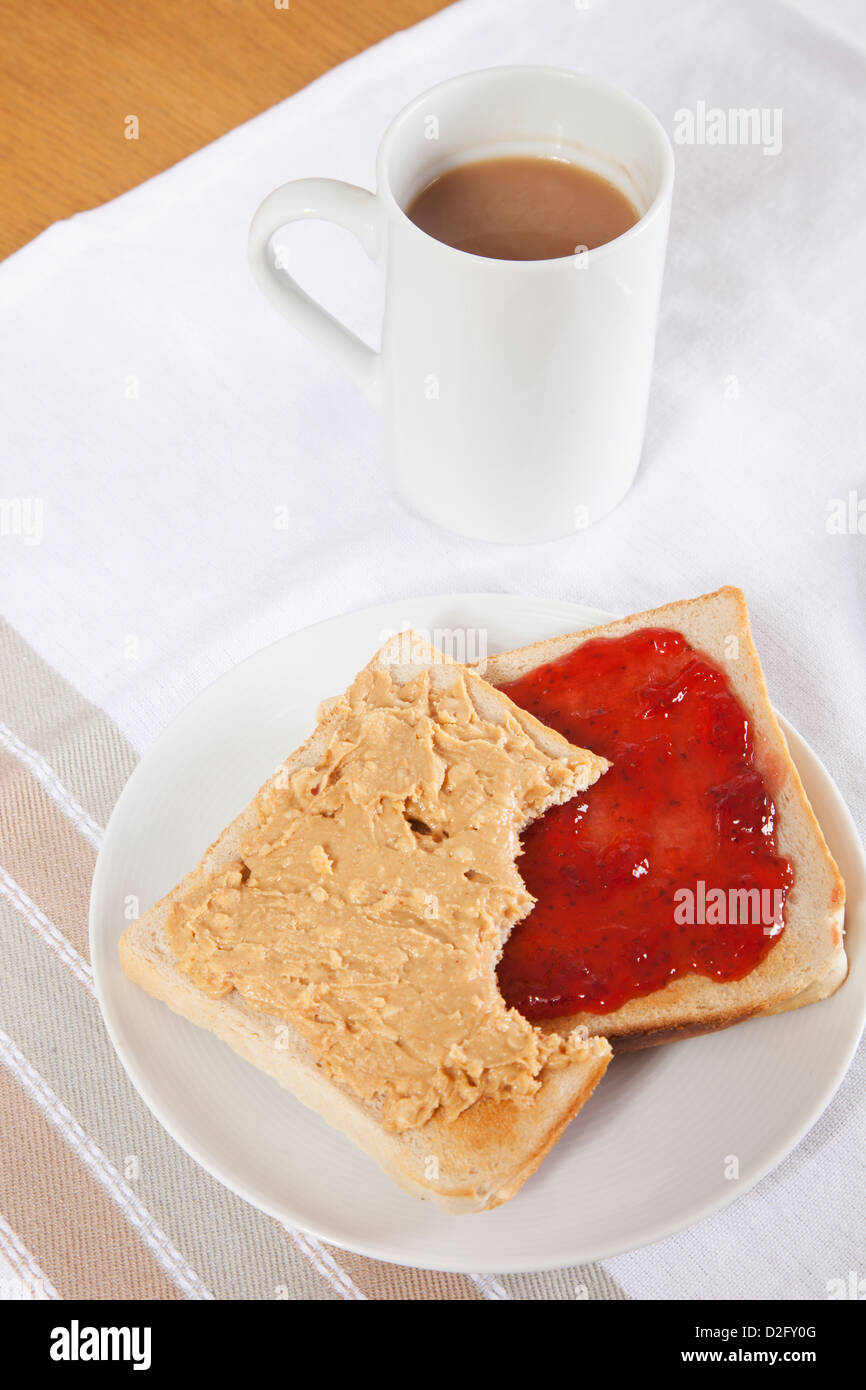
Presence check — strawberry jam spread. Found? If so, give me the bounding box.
[497,628,793,1018]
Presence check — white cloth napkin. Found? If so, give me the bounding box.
[2,0,863,1297]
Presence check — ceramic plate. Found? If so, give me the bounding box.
[90,594,865,1272]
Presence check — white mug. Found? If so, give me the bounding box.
[248,66,674,544]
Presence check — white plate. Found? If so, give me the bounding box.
[90,594,865,1273]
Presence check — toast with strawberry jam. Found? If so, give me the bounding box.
[485,588,847,1050]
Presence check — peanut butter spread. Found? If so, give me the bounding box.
[166,662,601,1131]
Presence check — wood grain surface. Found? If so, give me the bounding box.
[0,0,451,259]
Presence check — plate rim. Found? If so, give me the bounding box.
[89,592,866,1273]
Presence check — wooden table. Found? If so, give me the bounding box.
[0,0,450,260]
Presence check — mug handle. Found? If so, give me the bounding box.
[248,178,383,406]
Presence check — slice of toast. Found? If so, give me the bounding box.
[120,634,611,1211]
[483,588,847,1050]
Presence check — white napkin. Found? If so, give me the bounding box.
[2,0,863,1297]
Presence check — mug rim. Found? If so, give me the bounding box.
[376,64,675,269]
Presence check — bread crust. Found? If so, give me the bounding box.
[119,633,611,1211]
[484,587,847,1049]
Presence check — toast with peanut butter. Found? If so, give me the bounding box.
[483,587,847,1051]
[119,634,611,1211]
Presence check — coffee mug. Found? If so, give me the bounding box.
[248,66,674,544]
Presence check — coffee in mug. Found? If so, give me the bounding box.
[406,155,639,261]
